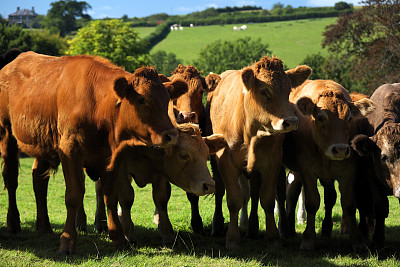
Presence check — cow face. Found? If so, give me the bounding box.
[297,85,374,160]
[241,57,311,135]
[352,123,400,198]
[114,67,187,148]
[170,65,207,124]
[163,123,226,196]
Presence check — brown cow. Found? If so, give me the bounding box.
[0,51,185,254]
[112,123,226,244]
[352,83,400,248]
[209,56,311,249]
[277,80,374,251]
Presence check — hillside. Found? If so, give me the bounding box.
[151,17,337,69]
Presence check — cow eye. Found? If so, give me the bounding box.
[317,115,326,123]
[179,151,190,161]
[137,95,145,105]
[381,154,388,162]
[261,89,271,98]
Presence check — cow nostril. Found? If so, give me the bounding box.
[332,147,338,155]
[203,183,209,193]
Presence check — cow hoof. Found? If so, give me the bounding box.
[7,212,21,233]
[95,221,108,233]
[226,241,240,250]
[191,218,205,235]
[299,241,315,251]
[321,220,333,238]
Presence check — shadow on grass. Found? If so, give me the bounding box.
[0,220,400,265]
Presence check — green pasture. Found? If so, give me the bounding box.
[0,157,400,266]
[133,27,155,38]
[152,18,337,69]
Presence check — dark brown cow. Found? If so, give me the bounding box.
[0,51,185,254]
[278,80,374,251]
[209,56,311,249]
[113,123,226,244]
[352,83,400,248]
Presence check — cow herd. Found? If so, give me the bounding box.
[0,49,399,255]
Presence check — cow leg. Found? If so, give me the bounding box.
[117,173,136,244]
[152,176,174,245]
[247,171,260,239]
[276,166,290,238]
[239,174,250,230]
[186,192,204,235]
[58,153,86,254]
[216,151,242,249]
[101,170,128,249]
[297,186,306,224]
[75,175,87,232]
[32,158,52,233]
[372,216,385,250]
[1,132,20,233]
[300,174,319,251]
[95,179,108,233]
[286,172,302,237]
[211,155,226,237]
[321,182,337,238]
[338,175,365,252]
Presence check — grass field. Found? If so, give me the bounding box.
[133,27,155,38]
[0,157,400,266]
[151,18,337,69]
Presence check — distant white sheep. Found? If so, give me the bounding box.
[233,25,247,31]
[190,23,194,27]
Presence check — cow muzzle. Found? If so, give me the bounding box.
[394,186,400,199]
[192,179,215,196]
[177,111,198,124]
[155,128,179,147]
[271,116,298,133]
[326,143,351,160]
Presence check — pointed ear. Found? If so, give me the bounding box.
[205,73,221,92]
[203,134,227,154]
[241,67,255,92]
[158,74,170,83]
[286,65,312,88]
[164,78,188,100]
[352,98,375,116]
[114,77,130,101]
[296,97,315,116]
[351,134,377,157]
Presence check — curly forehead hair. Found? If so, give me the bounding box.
[172,64,201,79]
[133,66,159,80]
[317,89,347,102]
[253,56,284,72]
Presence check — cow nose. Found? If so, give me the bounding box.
[202,180,215,195]
[177,111,197,123]
[331,144,350,159]
[394,186,400,199]
[161,128,178,146]
[282,116,298,131]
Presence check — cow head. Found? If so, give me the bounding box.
[352,123,400,198]
[296,81,375,160]
[170,65,208,124]
[241,56,311,135]
[163,123,226,196]
[114,66,187,148]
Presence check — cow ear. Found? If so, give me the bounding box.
[351,134,377,157]
[296,97,315,116]
[241,67,255,92]
[114,77,130,100]
[158,74,170,83]
[205,73,221,93]
[164,78,188,100]
[286,65,312,88]
[384,91,400,114]
[352,98,375,116]
[203,134,227,154]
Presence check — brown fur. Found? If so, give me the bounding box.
[0,51,182,254]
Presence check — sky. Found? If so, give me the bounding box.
[1,0,363,19]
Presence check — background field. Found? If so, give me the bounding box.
[151,17,337,69]
[1,157,400,266]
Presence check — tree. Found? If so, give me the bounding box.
[0,23,32,53]
[323,0,400,93]
[41,0,92,36]
[301,53,327,80]
[334,2,353,10]
[150,51,182,76]
[194,38,271,74]
[66,19,150,72]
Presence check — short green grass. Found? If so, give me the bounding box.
[0,157,400,266]
[152,18,337,69]
[133,27,155,38]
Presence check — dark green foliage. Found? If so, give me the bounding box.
[150,51,182,76]
[334,2,354,10]
[301,53,327,80]
[323,0,400,94]
[40,0,92,36]
[194,38,271,74]
[142,22,172,51]
[0,23,32,53]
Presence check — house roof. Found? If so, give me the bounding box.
[9,8,38,17]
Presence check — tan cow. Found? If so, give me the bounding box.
[209,56,311,249]
[111,123,226,244]
[0,51,185,254]
[279,80,374,251]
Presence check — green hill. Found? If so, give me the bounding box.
[151,17,337,69]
